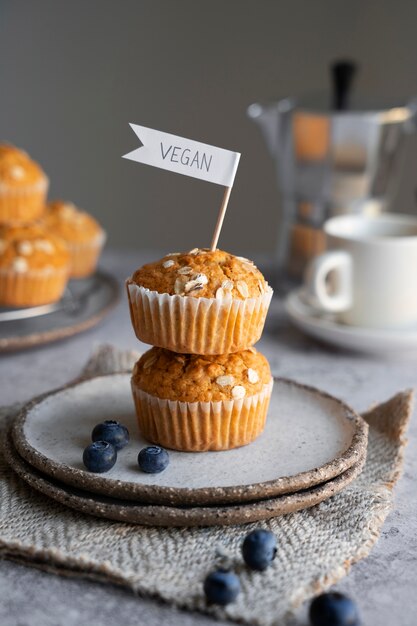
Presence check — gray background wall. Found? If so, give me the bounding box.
[1,0,417,256]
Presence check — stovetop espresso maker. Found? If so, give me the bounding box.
[248,61,417,279]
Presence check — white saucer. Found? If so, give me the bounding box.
[285,289,417,355]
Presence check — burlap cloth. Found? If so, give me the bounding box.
[0,345,412,626]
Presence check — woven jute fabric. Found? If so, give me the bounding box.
[0,345,412,626]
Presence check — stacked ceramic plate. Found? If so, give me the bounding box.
[6,373,368,527]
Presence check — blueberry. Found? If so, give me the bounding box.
[92,420,129,450]
[309,592,360,626]
[203,569,240,606]
[138,446,169,473]
[83,441,117,473]
[242,529,277,571]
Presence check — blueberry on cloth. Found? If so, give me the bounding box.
[204,569,241,606]
[138,446,169,473]
[92,420,130,450]
[83,441,117,473]
[309,592,360,626]
[242,529,277,571]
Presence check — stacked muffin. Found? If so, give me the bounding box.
[0,144,106,306]
[127,248,274,452]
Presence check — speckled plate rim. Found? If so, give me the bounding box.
[11,373,369,506]
[0,271,119,352]
[4,427,366,527]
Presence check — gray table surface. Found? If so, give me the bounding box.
[1,250,416,626]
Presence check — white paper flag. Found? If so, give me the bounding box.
[123,124,240,187]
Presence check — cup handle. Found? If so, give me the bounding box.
[304,251,352,312]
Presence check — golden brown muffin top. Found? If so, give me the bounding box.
[0,224,70,271]
[0,144,47,187]
[132,347,272,402]
[41,200,104,243]
[131,249,270,299]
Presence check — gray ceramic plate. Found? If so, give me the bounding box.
[4,428,366,527]
[11,373,368,506]
[0,271,119,351]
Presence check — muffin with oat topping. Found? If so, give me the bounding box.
[131,346,273,451]
[0,223,70,306]
[126,248,273,354]
[40,200,106,278]
[0,144,49,225]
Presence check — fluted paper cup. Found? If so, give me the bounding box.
[126,280,273,354]
[0,265,69,306]
[131,378,273,452]
[68,231,106,278]
[0,176,49,224]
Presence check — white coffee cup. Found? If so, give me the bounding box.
[304,213,417,329]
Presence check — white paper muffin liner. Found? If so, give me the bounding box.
[0,176,49,224]
[0,264,69,306]
[66,230,106,278]
[131,378,273,451]
[126,281,273,354]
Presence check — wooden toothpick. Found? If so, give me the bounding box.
[210,186,232,251]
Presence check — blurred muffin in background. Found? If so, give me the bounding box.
[0,144,49,225]
[41,200,106,278]
[0,223,70,306]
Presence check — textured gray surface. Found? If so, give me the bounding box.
[1,249,417,626]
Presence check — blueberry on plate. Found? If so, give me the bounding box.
[83,441,117,473]
[138,446,169,473]
[92,420,130,450]
[309,592,360,626]
[204,569,240,606]
[242,529,277,571]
